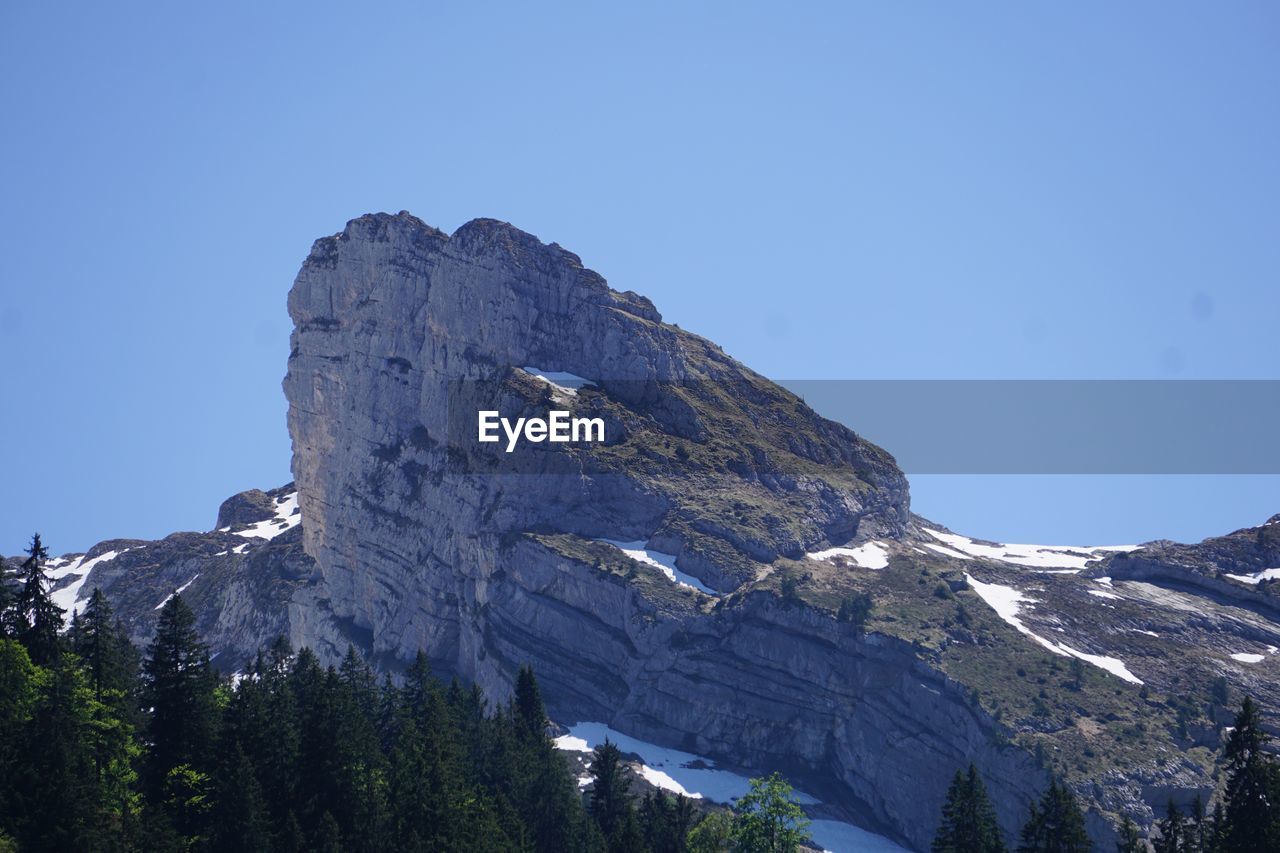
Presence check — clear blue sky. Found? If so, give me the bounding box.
[2,2,1277,554]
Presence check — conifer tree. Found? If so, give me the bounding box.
[640,790,696,852]
[933,764,1006,853]
[17,658,102,851]
[1220,696,1280,852]
[1154,800,1182,853]
[71,587,141,730]
[15,533,64,665]
[143,595,219,803]
[209,743,270,853]
[1186,795,1206,853]
[0,558,18,639]
[515,663,548,740]
[1207,801,1227,853]
[591,732,645,845]
[1115,815,1143,853]
[504,667,596,852]
[1016,779,1090,853]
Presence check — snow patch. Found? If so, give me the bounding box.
[1225,568,1280,585]
[809,820,911,853]
[922,542,972,561]
[234,492,300,540]
[554,722,906,852]
[807,541,889,569]
[521,366,596,397]
[924,528,1136,570]
[1088,589,1122,601]
[965,574,1143,684]
[1230,653,1266,663]
[155,574,200,610]
[51,550,126,618]
[595,539,718,595]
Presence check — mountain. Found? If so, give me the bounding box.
[21,212,1280,851]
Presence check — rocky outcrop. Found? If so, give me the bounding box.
[42,212,1280,850]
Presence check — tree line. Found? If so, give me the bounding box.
[932,700,1280,853]
[0,533,815,852]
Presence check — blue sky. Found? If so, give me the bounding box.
[2,2,1277,553]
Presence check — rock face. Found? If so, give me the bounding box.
[283,212,906,658]
[42,212,1280,851]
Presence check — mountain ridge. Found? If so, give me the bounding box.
[17,211,1280,851]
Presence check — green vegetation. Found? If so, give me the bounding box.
[932,764,1004,853]
[0,531,826,852]
[685,774,810,853]
[930,696,1280,853]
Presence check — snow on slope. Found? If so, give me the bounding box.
[1230,653,1266,663]
[155,574,200,610]
[521,366,597,396]
[50,549,126,617]
[1226,568,1280,585]
[595,539,718,595]
[232,492,300,540]
[808,541,889,569]
[965,574,1143,684]
[925,528,1136,570]
[555,722,907,852]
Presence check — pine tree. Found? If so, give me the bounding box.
[1154,800,1182,853]
[933,764,1006,853]
[1016,779,1090,853]
[503,667,596,852]
[143,595,219,808]
[0,558,18,639]
[1186,795,1206,853]
[640,791,695,852]
[1220,696,1280,852]
[15,534,64,666]
[71,587,141,731]
[589,739,636,843]
[1207,801,1227,853]
[514,663,547,740]
[16,657,102,851]
[733,772,812,853]
[208,743,270,853]
[1115,815,1143,853]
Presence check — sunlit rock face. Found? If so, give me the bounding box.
[55,212,1280,850]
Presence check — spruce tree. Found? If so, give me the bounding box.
[515,663,548,740]
[71,588,141,727]
[143,595,219,803]
[1186,795,1206,853]
[15,534,64,666]
[640,790,695,852]
[1016,780,1090,853]
[16,657,102,851]
[1220,696,1280,852]
[1153,800,1182,853]
[1115,815,1143,853]
[0,558,18,639]
[209,743,270,853]
[591,732,640,845]
[933,764,1006,853]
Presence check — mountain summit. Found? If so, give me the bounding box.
[31,212,1280,851]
